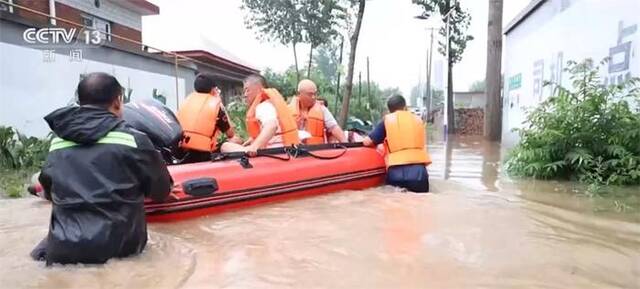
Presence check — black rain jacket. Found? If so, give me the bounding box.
[34,105,172,265]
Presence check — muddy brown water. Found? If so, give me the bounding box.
[1,136,638,289]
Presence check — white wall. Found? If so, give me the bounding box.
[502,0,640,146]
[56,0,143,30]
[0,42,186,137]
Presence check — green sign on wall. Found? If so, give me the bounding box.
[509,73,522,90]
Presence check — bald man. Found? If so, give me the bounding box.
[221,74,305,155]
[290,79,347,144]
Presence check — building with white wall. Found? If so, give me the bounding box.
[502,0,639,146]
[0,0,258,137]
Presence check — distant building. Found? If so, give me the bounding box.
[501,0,639,146]
[0,0,258,137]
[454,91,485,109]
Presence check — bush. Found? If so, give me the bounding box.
[505,59,640,189]
[0,126,51,170]
[0,126,50,198]
[226,100,249,139]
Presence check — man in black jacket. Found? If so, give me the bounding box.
[31,72,172,265]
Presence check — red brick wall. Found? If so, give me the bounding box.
[15,0,50,26]
[12,1,142,51]
[55,2,82,32]
[111,23,141,50]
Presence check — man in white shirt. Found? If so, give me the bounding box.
[221,75,306,154]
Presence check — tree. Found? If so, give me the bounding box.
[413,0,474,133]
[242,0,304,82]
[469,80,486,92]
[484,0,503,141]
[314,44,341,84]
[338,0,366,127]
[410,84,422,107]
[301,0,344,78]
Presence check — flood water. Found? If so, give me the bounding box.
[1,136,638,288]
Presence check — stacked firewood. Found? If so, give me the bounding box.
[454,108,484,135]
[429,108,484,135]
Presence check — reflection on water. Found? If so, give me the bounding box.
[428,135,502,192]
[0,136,639,288]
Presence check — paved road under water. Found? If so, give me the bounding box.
[0,136,638,288]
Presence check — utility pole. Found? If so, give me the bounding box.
[367,57,372,120]
[426,28,435,121]
[366,57,371,102]
[358,71,362,108]
[484,0,503,141]
[443,0,456,138]
[334,37,344,114]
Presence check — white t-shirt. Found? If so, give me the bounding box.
[255,101,309,144]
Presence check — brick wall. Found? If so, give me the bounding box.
[56,2,141,50]
[56,0,142,30]
[14,0,50,26]
[111,22,141,50]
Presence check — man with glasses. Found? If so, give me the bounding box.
[289,79,347,144]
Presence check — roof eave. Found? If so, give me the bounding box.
[504,0,547,35]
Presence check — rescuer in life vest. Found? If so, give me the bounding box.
[289,79,347,144]
[362,94,431,192]
[177,73,241,162]
[221,74,304,155]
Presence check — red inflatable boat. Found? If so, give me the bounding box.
[146,144,385,222]
[32,143,386,222]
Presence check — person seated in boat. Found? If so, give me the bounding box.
[177,73,241,162]
[362,94,431,192]
[30,72,172,265]
[316,97,328,107]
[289,79,347,144]
[220,74,301,155]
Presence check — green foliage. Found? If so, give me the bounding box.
[0,126,50,170]
[263,65,391,124]
[412,0,474,65]
[505,59,640,190]
[314,44,342,84]
[469,80,486,92]
[241,0,303,46]
[0,169,32,198]
[225,100,249,140]
[0,126,50,198]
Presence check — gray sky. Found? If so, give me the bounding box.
[143,0,530,95]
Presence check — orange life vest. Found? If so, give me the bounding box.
[177,92,221,152]
[246,88,300,146]
[383,110,432,167]
[289,96,325,145]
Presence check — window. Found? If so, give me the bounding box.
[0,0,14,13]
[82,14,111,42]
[82,16,93,27]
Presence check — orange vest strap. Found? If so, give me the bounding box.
[289,97,325,144]
[246,89,300,146]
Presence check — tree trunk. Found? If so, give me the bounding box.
[293,42,301,83]
[484,0,503,141]
[338,0,366,127]
[447,53,455,134]
[307,45,314,79]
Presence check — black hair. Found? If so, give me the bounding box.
[387,94,407,113]
[77,72,123,107]
[316,97,327,106]
[244,74,268,88]
[194,73,218,93]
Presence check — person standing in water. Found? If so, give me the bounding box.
[362,94,431,192]
[31,72,172,265]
